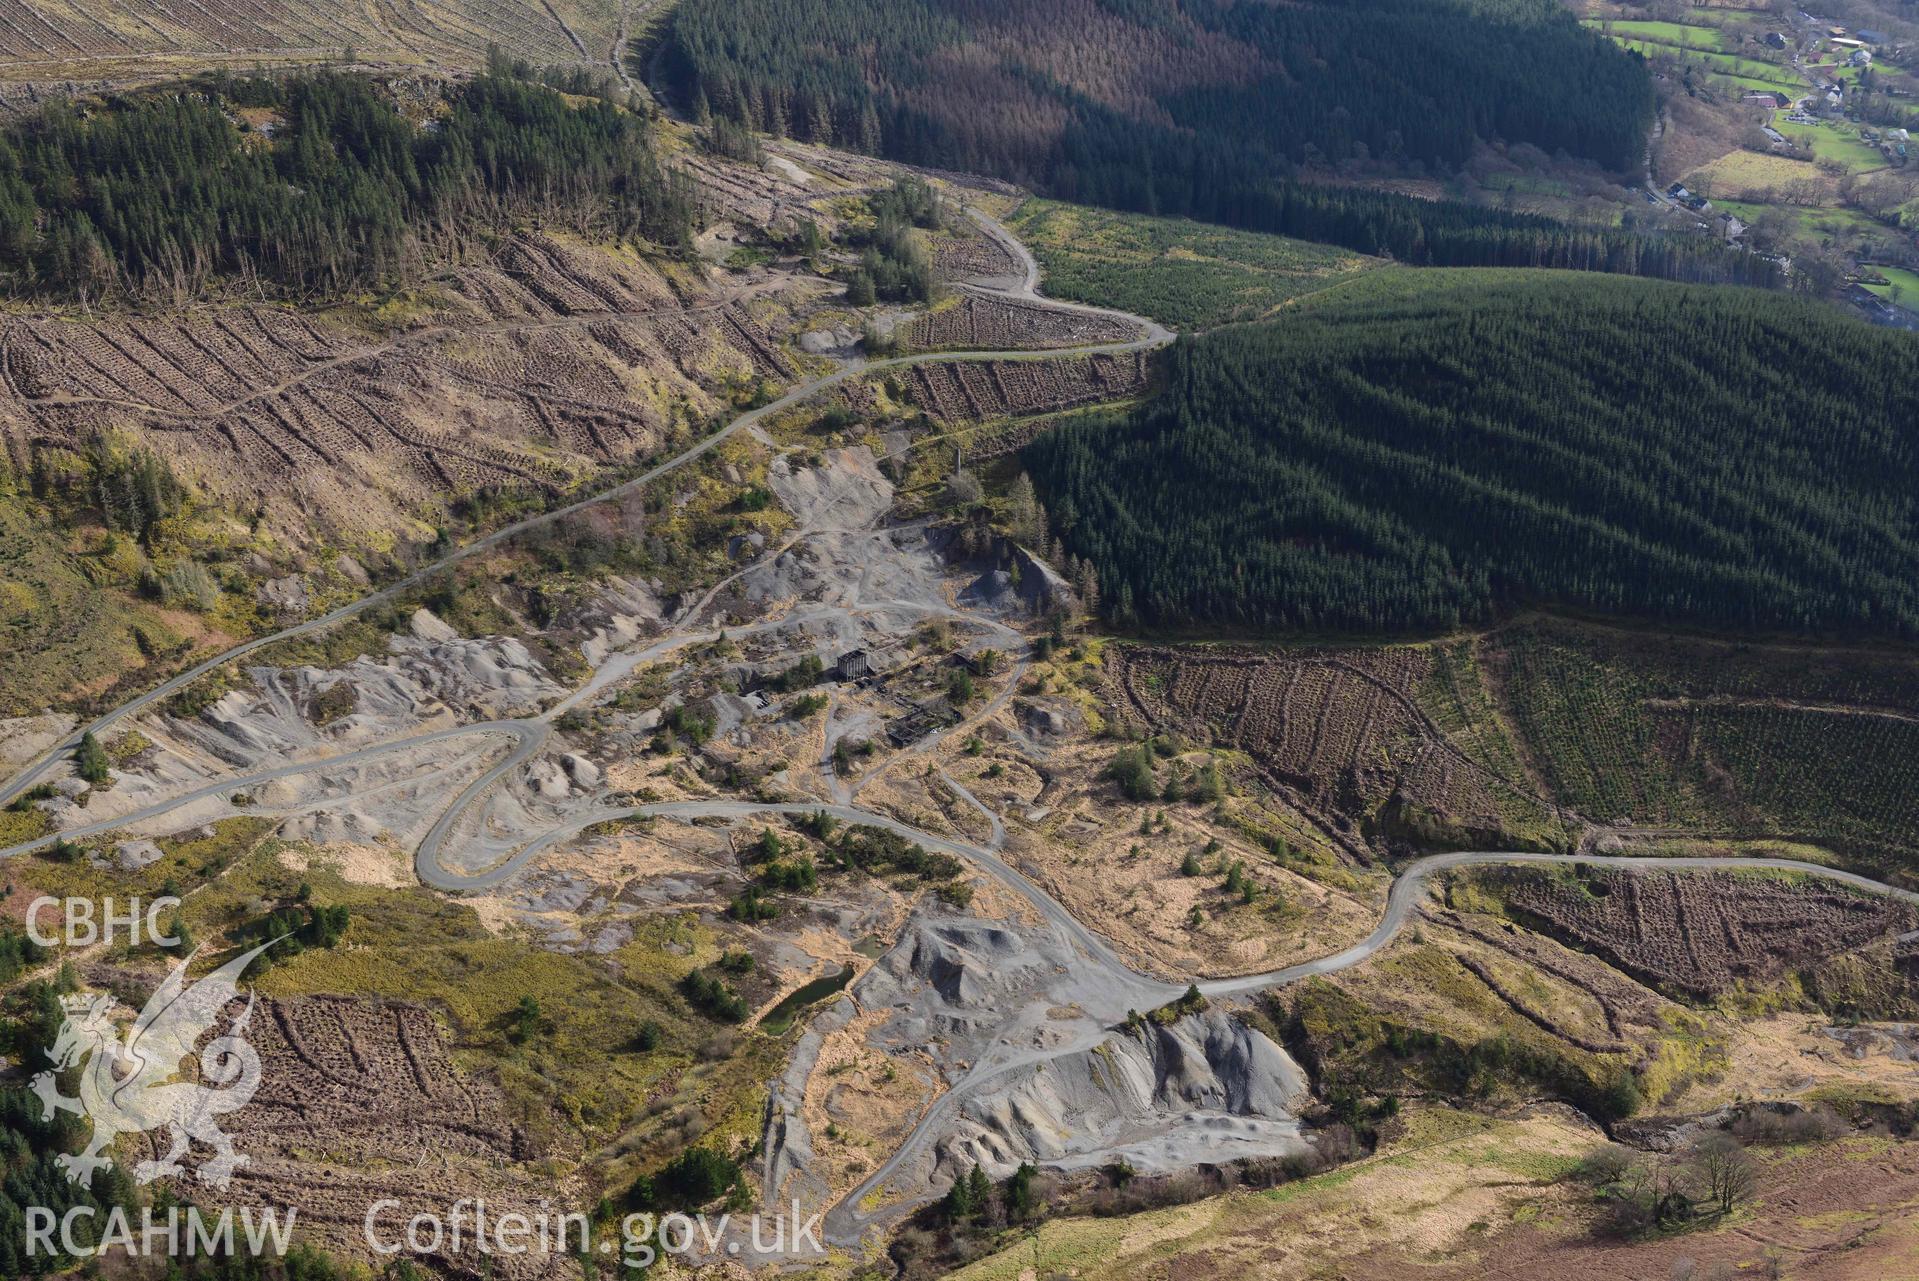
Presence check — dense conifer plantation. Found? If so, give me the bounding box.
[1025,272,1919,637]
[0,59,693,301]
[661,0,1652,174]
[650,0,1778,286]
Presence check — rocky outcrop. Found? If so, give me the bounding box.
[571,577,666,667]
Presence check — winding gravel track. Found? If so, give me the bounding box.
[4,730,1912,1244]
[0,722,539,859]
[960,204,1175,339]
[0,207,1169,812]
[660,809,1919,1245]
[6,201,1914,1254]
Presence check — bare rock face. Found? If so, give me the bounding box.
[724,446,956,648]
[258,573,313,616]
[525,759,572,800]
[573,577,665,667]
[766,446,892,530]
[408,608,459,643]
[560,753,601,789]
[798,325,860,356]
[94,838,165,871]
[332,553,371,586]
[0,711,77,776]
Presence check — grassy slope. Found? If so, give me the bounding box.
[955,1110,1919,1279]
[1006,199,1389,331]
[1613,39,1803,89]
[1863,265,1919,303]
[951,1107,1592,1281]
[0,493,213,715]
[1580,18,1732,50]
[1774,117,1889,174]
[1694,148,1833,188]
[1713,198,1883,239]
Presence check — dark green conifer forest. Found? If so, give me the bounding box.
[652,0,1778,285]
[660,0,1653,175]
[1025,272,1919,638]
[0,60,692,301]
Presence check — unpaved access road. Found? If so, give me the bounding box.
[5,696,1918,1247]
[653,811,1919,1245]
[8,722,1912,1245]
[0,206,1170,811]
[8,200,1915,1255]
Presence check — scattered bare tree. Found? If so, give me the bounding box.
[948,467,982,505]
[1692,1133,1757,1216]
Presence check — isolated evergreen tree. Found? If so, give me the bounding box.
[1003,1162,1038,1221]
[74,732,110,786]
[941,1166,980,1222]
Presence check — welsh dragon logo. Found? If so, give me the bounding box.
[31,941,275,1190]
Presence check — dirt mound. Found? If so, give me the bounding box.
[64,622,552,851]
[861,915,1081,1043]
[178,630,557,762]
[941,1007,1309,1177]
[831,906,1308,1199]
